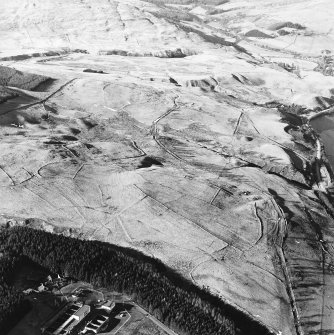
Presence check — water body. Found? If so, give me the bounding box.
[311,114,334,169]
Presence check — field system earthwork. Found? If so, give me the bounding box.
[1,0,334,335]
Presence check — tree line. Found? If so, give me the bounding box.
[0,253,30,333]
[0,227,273,335]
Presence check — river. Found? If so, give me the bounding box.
[310,114,334,170]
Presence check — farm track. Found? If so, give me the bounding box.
[151,94,183,161]
[210,187,221,204]
[228,105,313,334]
[131,140,146,156]
[253,202,264,245]
[0,166,15,185]
[150,95,322,334]
[233,111,244,136]
[303,207,333,334]
[202,109,310,335]
[148,91,306,334]
[270,197,304,335]
[72,164,85,180]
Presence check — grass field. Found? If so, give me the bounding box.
[1,0,334,334]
